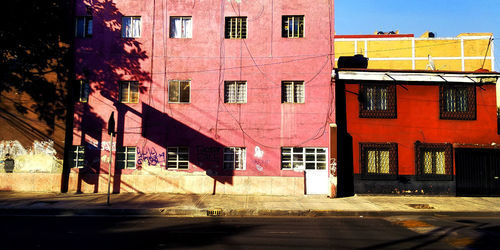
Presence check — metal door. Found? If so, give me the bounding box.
[456,148,500,196]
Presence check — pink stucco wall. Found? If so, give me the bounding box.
[73,0,334,188]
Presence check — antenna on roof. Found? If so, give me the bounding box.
[426,55,436,70]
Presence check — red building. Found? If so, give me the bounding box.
[335,68,500,196]
[69,0,335,195]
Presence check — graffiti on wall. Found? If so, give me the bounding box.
[253,146,267,171]
[137,147,165,166]
[86,139,116,152]
[0,140,61,173]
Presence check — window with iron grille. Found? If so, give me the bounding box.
[225,17,247,39]
[167,147,189,169]
[71,146,85,168]
[415,142,453,180]
[282,81,305,103]
[116,146,136,169]
[282,16,304,38]
[359,84,397,118]
[439,85,476,120]
[119,81,139,103]
[77,80,90,103]
[224,81,247,103]
[75,16,93,38]
[170,17,192,38]
[360,143,398,179]
[168,80,190,103]
[122,16,141,38]
[223,147,246,170]
[281,147,327,170]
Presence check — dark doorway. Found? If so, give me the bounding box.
[456,148,500,196]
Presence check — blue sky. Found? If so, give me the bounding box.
[335,0,500,70]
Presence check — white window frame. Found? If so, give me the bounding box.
[119,81,139,103]
[116,146,136,169]
[281,147,327,170]
[168,80,191,103]
[223,147,246,170]
[225,17,247,39]
[75,16,93,38]
[170,16,192,38]
[282,81,305,103]
[122,16,141,38]
[224,81,247,103]
[71,146,85,168]
[282,15,304,38]
[167,147,189,169]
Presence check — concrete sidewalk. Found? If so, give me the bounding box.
[1,191,500,217]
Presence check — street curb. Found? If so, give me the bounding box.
[1,208,500,217]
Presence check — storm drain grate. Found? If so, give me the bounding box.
[207,208,223,216]
[407,204,434,209]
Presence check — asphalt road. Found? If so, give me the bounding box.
[2,215,500,249]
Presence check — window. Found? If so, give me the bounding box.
[167,147,189,169]
[360,143,398,179]
[119,81,139,103]
[359,84,397,118]
[78,80,89,103]
[225,17,247,39]
[117,146,136,169]
[281,147,327,170]
[122,16,141,38]
[71,146,85,168]
[282,16,304,38]
[76,16,93,38]
[170,17,192,38]
[415,142,453,180]
[440,85,476,120]
[223,147,246,170]
[168,80,190,103]
[282,81,304,103]
[224,81,247,103]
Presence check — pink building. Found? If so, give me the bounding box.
[70,0,335,195]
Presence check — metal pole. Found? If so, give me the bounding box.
[107,132,114,206]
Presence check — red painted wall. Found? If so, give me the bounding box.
[73,0,335,179]
[345,83,500,175]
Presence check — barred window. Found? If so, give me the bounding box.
[75,16,92,38]
[415,142,453,180]
[122,16,141,38]
[359,84,396,118]
[225,17,247,39]
[78,80,90,103]
[360,143,398,179]
[281,147,327,170]
[282,81,304,103]
[170,17,192,38]
[223,147,246,170]
[282,16,304,38]
[119,81,139,103]
[71,146,85,168]
[440,85,476,120]
[167,147,189,169]
[168,80,190,103]
[116,146,136,169]
[224,81,247,103]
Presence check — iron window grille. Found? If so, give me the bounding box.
[439,85,476,120]
[281,147,327,170]
[78,80,89,103]
[223,147,246,170]
[282,81,305,103]
[224,81,247,103]
[75,16,93,38]
[359,84,397,118]
[116,146,136,169]
[168,80,190,103]
[282,16,304,38]
[122,16,141,38]
[170,17,192,38]
[225,17,247,39]
[360,143,398,180]
[167,147,189,169]
[71,146,85,168]
[415,142,453,181]
[119,81,139,103]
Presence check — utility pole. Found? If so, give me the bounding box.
[107,112,116,206]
